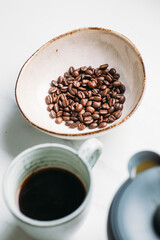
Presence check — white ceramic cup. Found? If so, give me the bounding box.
[3,138,102,240]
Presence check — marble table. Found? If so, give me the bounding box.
[0,0,160,239]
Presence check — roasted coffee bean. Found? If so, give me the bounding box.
[91,78,98,84]
[99,64,108,69]
[66,92,74,98]
[84,119,94,125]
[86,101,92,107]
[119,95,126,104]
[105,113,111,118]
[111,91,117,98]
[78,87,86,91]
[89,96,95,101]
[93,96,101,101]
[109,98,116,107]
[113,110,122,119]
[87,81,97,89]
[78,123,86,130]
[112,81,121,88]
[63,112,70,116]
[115,103,123,111]
[61,86,68,93]
[57,111,63,117]
[75,75,81,81]
[47,104,54,111]
[98,122,107,128]
[115,88,121,94]
[118,104,123,110]
[45,95,52,105]
[93,101,101,108]
[62,99,69,107]
[84,74,91,79]
[76,103,83,112]
[64,107,70,112]
[82,79,89,85]
[109,68,116,75]
[92,113,100,120]
[84,116,93,122]
[104,80,110,85]
[85,69,93,75]
[51,80,58,87]
[55,117,63,124]
[78,114,83,122]
[88,90,92,98]
[108,116,115,123]
[68,66,74,74]
[97,76,105,81]
[70,116,78,121]
[72,111,78,117]
[86,106,95,114]
[106,75,112,83]
[54,103,59,113]
[100,85,107,90]
[102,103,110,109]
[69,121,80,128]
[78,91,85,99]
[57,76,63,84]
[68,84,76,96]
[64,72,69,78]
[89,123,98,129]
[64,79,69,86]
[101,88,110,97]
[108,106,115,113]
[72,70,79,77]
[113,73,120,79]
[79,109,85,115]
[81,98,88,106]
[62,116,70,121]
[58,100,63,107]
[102,97,107,103]
[50,110,56,118]
[95,69,103,76]
[73,81,81,88]
[60,94,66,101]
[83,112,91,117]
[46,64,126,131]
[81,66,87,72]
[106,94,111,101]
[120,84,126,93]
[99,110,108,115]
[49,87,57,93]
[67,76,74,81]
[65,120,74,126]
[74,97,80,102]
[102,69,109,75]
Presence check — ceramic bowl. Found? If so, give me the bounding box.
[15,27,145,139]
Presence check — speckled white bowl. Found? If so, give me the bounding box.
[15,27,145,139]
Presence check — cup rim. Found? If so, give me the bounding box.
[3,143,92,227]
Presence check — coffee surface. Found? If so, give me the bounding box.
[18,168,86,221]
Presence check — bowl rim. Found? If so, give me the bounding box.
[15,27,146,137]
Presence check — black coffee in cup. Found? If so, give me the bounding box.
[18,167,86,221]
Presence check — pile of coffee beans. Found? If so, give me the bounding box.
[45,64,126,131]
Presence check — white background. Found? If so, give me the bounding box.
[0,0,160,239]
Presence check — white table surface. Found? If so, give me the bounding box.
[1,0,160,239]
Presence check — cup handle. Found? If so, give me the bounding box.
[78,138,102,168]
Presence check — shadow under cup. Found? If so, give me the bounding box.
[3,144,92,240]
